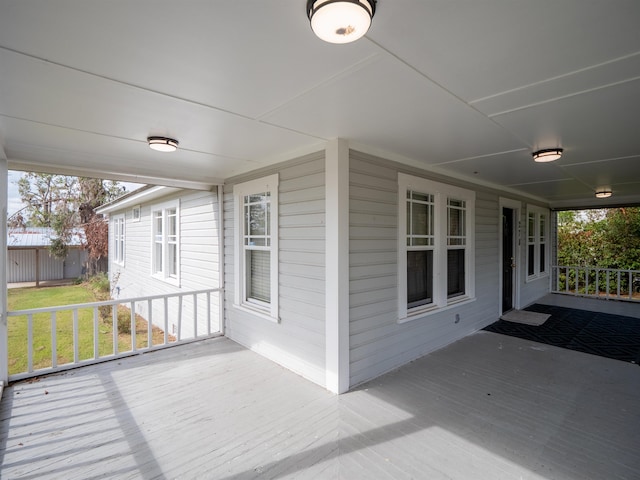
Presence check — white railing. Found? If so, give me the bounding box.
[552,265,640,302]
[7,288,222,382]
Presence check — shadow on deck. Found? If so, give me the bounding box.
[1,297,639,479]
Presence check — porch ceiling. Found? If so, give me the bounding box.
[1,1,639,208]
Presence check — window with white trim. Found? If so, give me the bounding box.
[151,200,180,284]
[398,173,475,321]
[234,174,279,320]
[526,205,549,279]
[112,215,125,265]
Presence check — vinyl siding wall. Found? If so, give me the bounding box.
[108,189,221,339]
[223,152,327,387]
[348,151,549,387]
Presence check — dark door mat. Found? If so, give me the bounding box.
[484,304,640,365]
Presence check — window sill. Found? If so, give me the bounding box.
[232,303,279,323]
[526,272,549,283]
[398,296,476,324]
[151,274,180,287]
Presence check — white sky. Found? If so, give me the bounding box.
[6,170,143,217]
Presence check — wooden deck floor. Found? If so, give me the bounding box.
[1,328,639,479]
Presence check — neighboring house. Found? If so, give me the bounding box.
[96,185,221,340]
[7,227,87,284]
[99,144,552,393]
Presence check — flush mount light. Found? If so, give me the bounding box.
[307,0,376,44]
[595,189,612,199]
[532,148,563,162]
[147,136,179,152]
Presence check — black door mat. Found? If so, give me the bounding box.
[484,304,640,365]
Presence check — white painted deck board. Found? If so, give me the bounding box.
[2,327,639,479]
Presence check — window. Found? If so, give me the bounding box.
[132,205,141,222]
[112,215,125,265]
[526,205,549,279]
[151,201,180,284]
[234,174,279,320]
[398,173,475,321]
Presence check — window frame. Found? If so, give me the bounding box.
[398,173,476,322]
[112,214,125,266]
[233,174,279,322]
[150,199,180,286]
[526,205,549,281]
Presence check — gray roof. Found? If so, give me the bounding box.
[7,227,85,248]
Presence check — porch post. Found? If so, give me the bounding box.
[325,138,350,394]
[1,152,8,384]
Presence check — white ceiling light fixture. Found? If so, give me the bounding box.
[532,148,563,163]
[307,0,376,44]
[595,189,612,199]
[147,136,179,152]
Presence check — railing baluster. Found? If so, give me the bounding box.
[207,291,211,336]
[193,293,198,339]
[51,312,57,369]
[93,307,99,360]
[27,314,33,373]
[130,301,136,352]
[148,299,153,348]
[113,304,119,356]
[177,295,183,341]
[163,297,169,344]
[73,309,79,364]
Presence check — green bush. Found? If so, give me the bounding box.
[89,273,111,296]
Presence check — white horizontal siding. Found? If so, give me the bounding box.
[348,152,504,387]
[223,152,326,387]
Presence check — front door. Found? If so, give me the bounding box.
[502,207,515,313]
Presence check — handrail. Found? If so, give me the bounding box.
[6,288,221,316]
[551,265,640,302]
[7,288,222,382]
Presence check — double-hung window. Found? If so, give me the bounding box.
[151,200,180,285]
[526,205,549,279]
[398,173,475,321]
[233,174,279,321]
[112,215,125,265]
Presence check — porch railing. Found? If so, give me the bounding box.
[7,288,222,382]
[551,265,640,302]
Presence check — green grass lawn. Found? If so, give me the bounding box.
[8,283,169,376]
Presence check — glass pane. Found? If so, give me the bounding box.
[407,250,433,308]
[167,209,177,236]
[411,192,433,203]
[447,249,465,298]
[528,244,535,276]
[539,215,546,240]
[528,213,535,241]
[154,212,163,236]
[154,242,163,273]
[411,202,429,236]
[168,243,177,277]
[249,193,268,203]
[539,243,546,273]
[247,250,270,303]
[448,204,465,237]
[248,203,266,236]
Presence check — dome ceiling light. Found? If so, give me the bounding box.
[307,0,376,44]
[532,148,563,162]
[595,189,612,199]
[147,136,179,152]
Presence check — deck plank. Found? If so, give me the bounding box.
[1,330,639,479]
